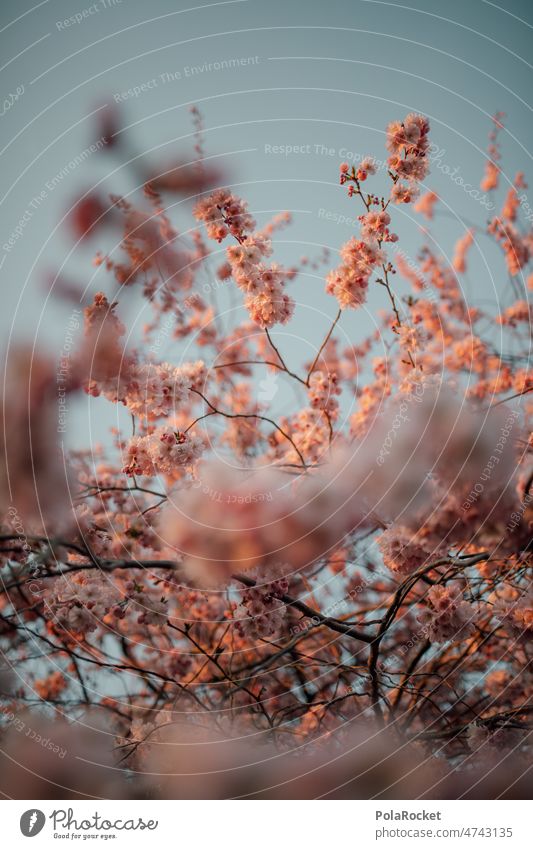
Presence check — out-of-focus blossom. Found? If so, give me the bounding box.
[69,191,108,240]
[414,190,439,220]
[452,229,475,273]
[159,455,372,586]
[480,113,505,192]
[0,348,74,529]
[0,713,133,799]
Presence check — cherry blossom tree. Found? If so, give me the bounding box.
[1,109,531,800]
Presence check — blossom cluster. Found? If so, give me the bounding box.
[226,237,295,328]
[418,583,477,644]
[123,429,206,477]
[48,573,123,634]
[235,565,289,639]
[325,237,385,310]
[81,293,207,418]
[307,369,341,421]
[386,112,431,203]
[193,191,296,328]
[193,187,256,242]
[377,526,433,576]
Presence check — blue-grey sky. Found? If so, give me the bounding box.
[1,0,531,446]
